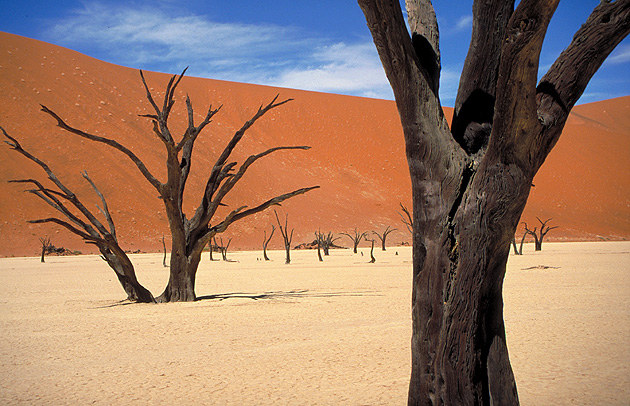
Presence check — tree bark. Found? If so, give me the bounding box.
[358,0,629,404]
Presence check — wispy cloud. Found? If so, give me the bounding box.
[606,45,630,64]
[269,43,392,99]
[43,2,468,103]
[45,3,307,72]
[44,2,395,99]
[454,15,473,32]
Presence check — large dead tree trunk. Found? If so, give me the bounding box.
[358,0,629,404]
[3,131,155,303]
[36,70,318,302]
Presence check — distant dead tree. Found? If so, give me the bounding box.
[161,235,168,267]
[316,231,339,256]
[315,231,324,262]
[15,68,317,302]
[341,228,368,254]
[262,225,275,261]
[366,237,376,263]
[216,236,232,261]
[274,210,294,264]
[373,226,397,251]
[208,237,219,261]
[524,218,558,251]
[3,130,155,302]
[399,203,413,233]
[39,236,53,263]
[511,231,528,256]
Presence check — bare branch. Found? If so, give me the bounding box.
[82,171,117,239]
[452,0,515,154]
[39,105,164,192]
[29,218,102,242]
[191,145,310,234]
[212,186,319,235]
[399,202,413,233]
[534,1,630,170]
[3,127,111,237]
[486,0,559,168]
[405,0,441,94]
[139,70,161,117]
[11,179,95,235]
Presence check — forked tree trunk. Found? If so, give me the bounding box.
[358,0,629,404]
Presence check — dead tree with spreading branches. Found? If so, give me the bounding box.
[372,226,396,251]
[341,228,368,254]
[358,0,629,403]
[274,210,294,264]
[524,217,558,251]
[39,236,52,263]
[3,130,155,302]
[316,231,340,256]
[31,69,317,302]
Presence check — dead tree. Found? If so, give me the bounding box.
[512,231,528,255]
[524,217,558,251]
[3,130,155,302]
[274,210,294,264]
[316,231,339,256]
[341,228,368,254]
[315,232,324,262]
[399,203,413,234]
[216,236,232,261]
[358,0,629,403]
[35,69,317,302]
[161,235,168,267]
[39,236,52,263]
[367,238,376,263]
[262,225,275,261]
[372,226,396,251]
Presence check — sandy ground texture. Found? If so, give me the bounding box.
[0,242,628,405]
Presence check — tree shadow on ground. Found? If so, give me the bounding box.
[91,289,382,308]
[196,289,382,302]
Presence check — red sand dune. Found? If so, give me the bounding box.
[0,32,628,257]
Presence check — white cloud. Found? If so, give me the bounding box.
[45,3,395,100]
[606,45,630,64]
[269,43,393,99]
[454,15,473,32]
[438,68,462,107]
[46,2,307,72]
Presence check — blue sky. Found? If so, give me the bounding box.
[1,0,629,105]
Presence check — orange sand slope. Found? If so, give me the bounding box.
[1,32,629,256]
[0,242,628,404]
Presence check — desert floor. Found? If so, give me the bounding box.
[0,242,628,405]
